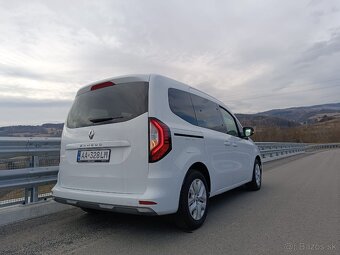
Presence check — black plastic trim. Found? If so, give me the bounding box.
[174,133,204,139]
[54,197,157,215]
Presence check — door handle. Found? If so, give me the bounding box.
[232,143,238,147]
[224,141,231,146]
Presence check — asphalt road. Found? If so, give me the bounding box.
[0,150,339,255]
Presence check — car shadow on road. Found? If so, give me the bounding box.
[76,185,260,235]
[0,185,271,254]
[78,207,180,233]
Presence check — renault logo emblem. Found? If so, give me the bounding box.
[89,130,95,140]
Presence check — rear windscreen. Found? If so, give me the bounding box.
[67,82,148,129]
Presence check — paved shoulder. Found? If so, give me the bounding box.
[0,150,339,255]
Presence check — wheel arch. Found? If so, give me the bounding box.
[185,162,211,193]
[255,155,262,165]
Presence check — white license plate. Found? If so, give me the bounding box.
[77,149,111,162]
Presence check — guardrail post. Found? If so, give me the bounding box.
[30,156,39,168]
[31,186,39,202]
[24,186,39,204]
[25,156,40,204]
[24,188,30,204]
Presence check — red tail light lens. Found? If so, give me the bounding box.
[91,81,115,91]
[149,118,172,162]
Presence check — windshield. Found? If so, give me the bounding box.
[67,82,148,128]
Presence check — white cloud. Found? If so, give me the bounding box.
[0,0,340,125]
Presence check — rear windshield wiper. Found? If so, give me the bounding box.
[89,116,124,123]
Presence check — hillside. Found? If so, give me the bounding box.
[257,102,340,124]
[239,102,340,143]
[251,118,340,143]
[235,114,300,128]
[0,103,339,142]
[0,123,63,137]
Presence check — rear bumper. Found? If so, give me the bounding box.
[54,196,157,215]
[52,178,180,215]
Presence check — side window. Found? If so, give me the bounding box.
[219,107,239,137]
[168,88,198,125]
[236,119,244,137]
[190,94,226,133]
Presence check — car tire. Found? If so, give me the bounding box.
[175,170,209,231]
[246,159,262,191]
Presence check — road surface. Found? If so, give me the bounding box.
[0,150,339,255]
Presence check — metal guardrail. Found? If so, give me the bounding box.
[0,166,58,204]
[0,137,60,206]
[0,137,60,159]
[0,137,340,207]
[257,142,340,162]
[305,143,340,150]
[256,142,307,162]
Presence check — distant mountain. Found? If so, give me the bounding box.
[237,103,340,143]
[257,102,340,124]
[235,114,300,128]
[0,103,339,137]
[0,123,64,137]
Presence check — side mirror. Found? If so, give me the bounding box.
[243,127,254,138]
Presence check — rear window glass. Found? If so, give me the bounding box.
[67,82,148,128]
[168,88,198,125]
[190,94,226,133]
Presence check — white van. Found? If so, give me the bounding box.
[52,74,262,230]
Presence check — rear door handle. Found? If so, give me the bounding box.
[232,143,238,147]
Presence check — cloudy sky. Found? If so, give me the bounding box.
[0,0,340,126]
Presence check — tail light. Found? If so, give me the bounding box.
[149,118,172,162]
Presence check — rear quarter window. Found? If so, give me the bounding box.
[190,94,226,133]
[168,88,198,125]
[67,82,148,128]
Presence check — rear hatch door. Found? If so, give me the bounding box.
[59,81,149,194]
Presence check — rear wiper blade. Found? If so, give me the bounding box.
[89,116,124,123]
